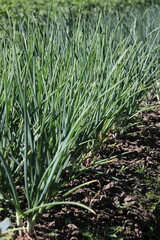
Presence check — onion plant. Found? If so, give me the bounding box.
[0,8,159,235]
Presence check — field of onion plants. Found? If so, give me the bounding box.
[0,2,160,239]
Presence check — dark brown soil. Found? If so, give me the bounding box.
[2,103,160,240]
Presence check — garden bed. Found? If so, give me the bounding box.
[9,102,160,240]
[0,2,160,240]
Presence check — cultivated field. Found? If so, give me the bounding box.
[0,0,160,239]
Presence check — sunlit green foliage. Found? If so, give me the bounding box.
[0,2,159,236]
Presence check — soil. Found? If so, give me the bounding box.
[2,101,160,240]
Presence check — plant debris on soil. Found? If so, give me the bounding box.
[2,103,160,240]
